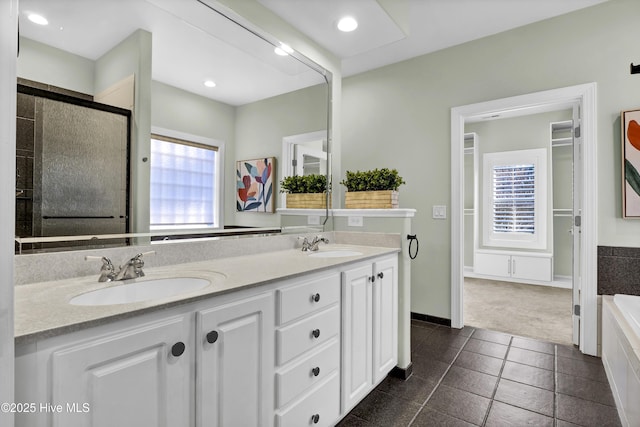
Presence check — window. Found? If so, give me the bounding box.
[483,148,547,249]
[492,164,535,234]
[150,131,223,229]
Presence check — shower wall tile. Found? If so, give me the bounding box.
[598,246,640,296]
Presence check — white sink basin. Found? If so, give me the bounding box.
[70,277,211,306]
[308,250,363,258]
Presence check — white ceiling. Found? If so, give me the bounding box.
[18,0,608,105]
[259,0,609,77]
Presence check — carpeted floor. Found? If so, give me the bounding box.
[464,277,574,345]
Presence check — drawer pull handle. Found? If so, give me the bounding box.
[171,342,186,357]
[312,329,321,339]
[312,293,321,302]
[206,330,219,344]
[311,414,320,424]
[312,366,320,377]
[377,272,384,279]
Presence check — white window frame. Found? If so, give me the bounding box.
[149,126,225,230]
[482,148,547,250]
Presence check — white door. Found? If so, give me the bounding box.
[295,144,327,176]
[196,292,274,427]
[50,315,192,427]
[372,257,398,384]
[341,264,373,412]
[572,104,583,346]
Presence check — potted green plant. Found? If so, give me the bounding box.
[340,168,405,208]
[280,174,331,209]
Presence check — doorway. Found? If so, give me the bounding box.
[462,107,575,345]
[450,83,598,356]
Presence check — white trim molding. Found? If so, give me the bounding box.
[0,0,17,420]
[451,83,598,356]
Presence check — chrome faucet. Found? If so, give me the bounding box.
[114,252,154,281]
[86,251,155,282]
[300,235,329,251]
[85,256,117,282]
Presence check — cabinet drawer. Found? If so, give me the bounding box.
[277,305,339,365]
[276,338,339,407]
[278,273,340,325]
[276,372,340,427]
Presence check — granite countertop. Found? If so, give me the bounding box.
[15,244,398,345]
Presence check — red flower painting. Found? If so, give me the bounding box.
[236,158,275,212]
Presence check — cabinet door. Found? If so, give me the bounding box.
[372,256,398,384]
[50,315,192,427]
[196,292,274,427]
[474,252,511,278]
[341,264,373,412]
[511,255,552,282]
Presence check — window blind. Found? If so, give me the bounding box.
[492,164,535,234]
[150,136,217,226]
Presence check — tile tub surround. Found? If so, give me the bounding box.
[598,246,640,296]
[338,321,621,427]
[14,231,401,286]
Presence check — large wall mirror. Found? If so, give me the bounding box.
[15,0,332,253]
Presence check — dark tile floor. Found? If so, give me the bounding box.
[337,320,621,427]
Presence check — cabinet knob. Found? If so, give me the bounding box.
[312,366,320,377]
[206,330,219,344]
[171,341,186,357]
[312,293,320,303]
[311,414,320,424]
[368,275,375,283]
[312,329,320,339]
[377,272,384,279]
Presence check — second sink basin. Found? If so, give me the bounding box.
[308,250,363,258]
[70,277,212,306]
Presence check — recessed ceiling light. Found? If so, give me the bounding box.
[204,80,216,88]
[27,13,48,26]
[274,43,293,56]
[337,16,358,32]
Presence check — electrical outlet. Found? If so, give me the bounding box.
[432,205,447,219]
[307,215,320,225]
[348,216,364,227]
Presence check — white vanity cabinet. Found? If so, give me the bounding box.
[15,250,401,427]
[16,313,193,427]
[196,291,274,427]
[474,250,552,282]
[274,272,341,427]
[341,255,398,412]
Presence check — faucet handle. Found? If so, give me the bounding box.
[85,256,116,282]
[298,236,312,251]
[128,251,155,277]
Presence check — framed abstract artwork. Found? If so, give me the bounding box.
[622,109,640,218]
[236,157,275,213]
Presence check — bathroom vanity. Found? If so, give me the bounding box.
[14,245,398,427]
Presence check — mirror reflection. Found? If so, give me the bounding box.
[15,0,331,253]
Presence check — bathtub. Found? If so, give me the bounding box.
[602,295,640,427]
[615,294,640,339]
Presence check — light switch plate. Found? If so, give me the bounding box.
[433,205,447,219]
[348,216,364,227]
[307,215,320,225]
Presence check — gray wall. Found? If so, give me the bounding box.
[17,37,95,95]
[151,81,237,226]
[341,0,640,318]
[234,83,329,227]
